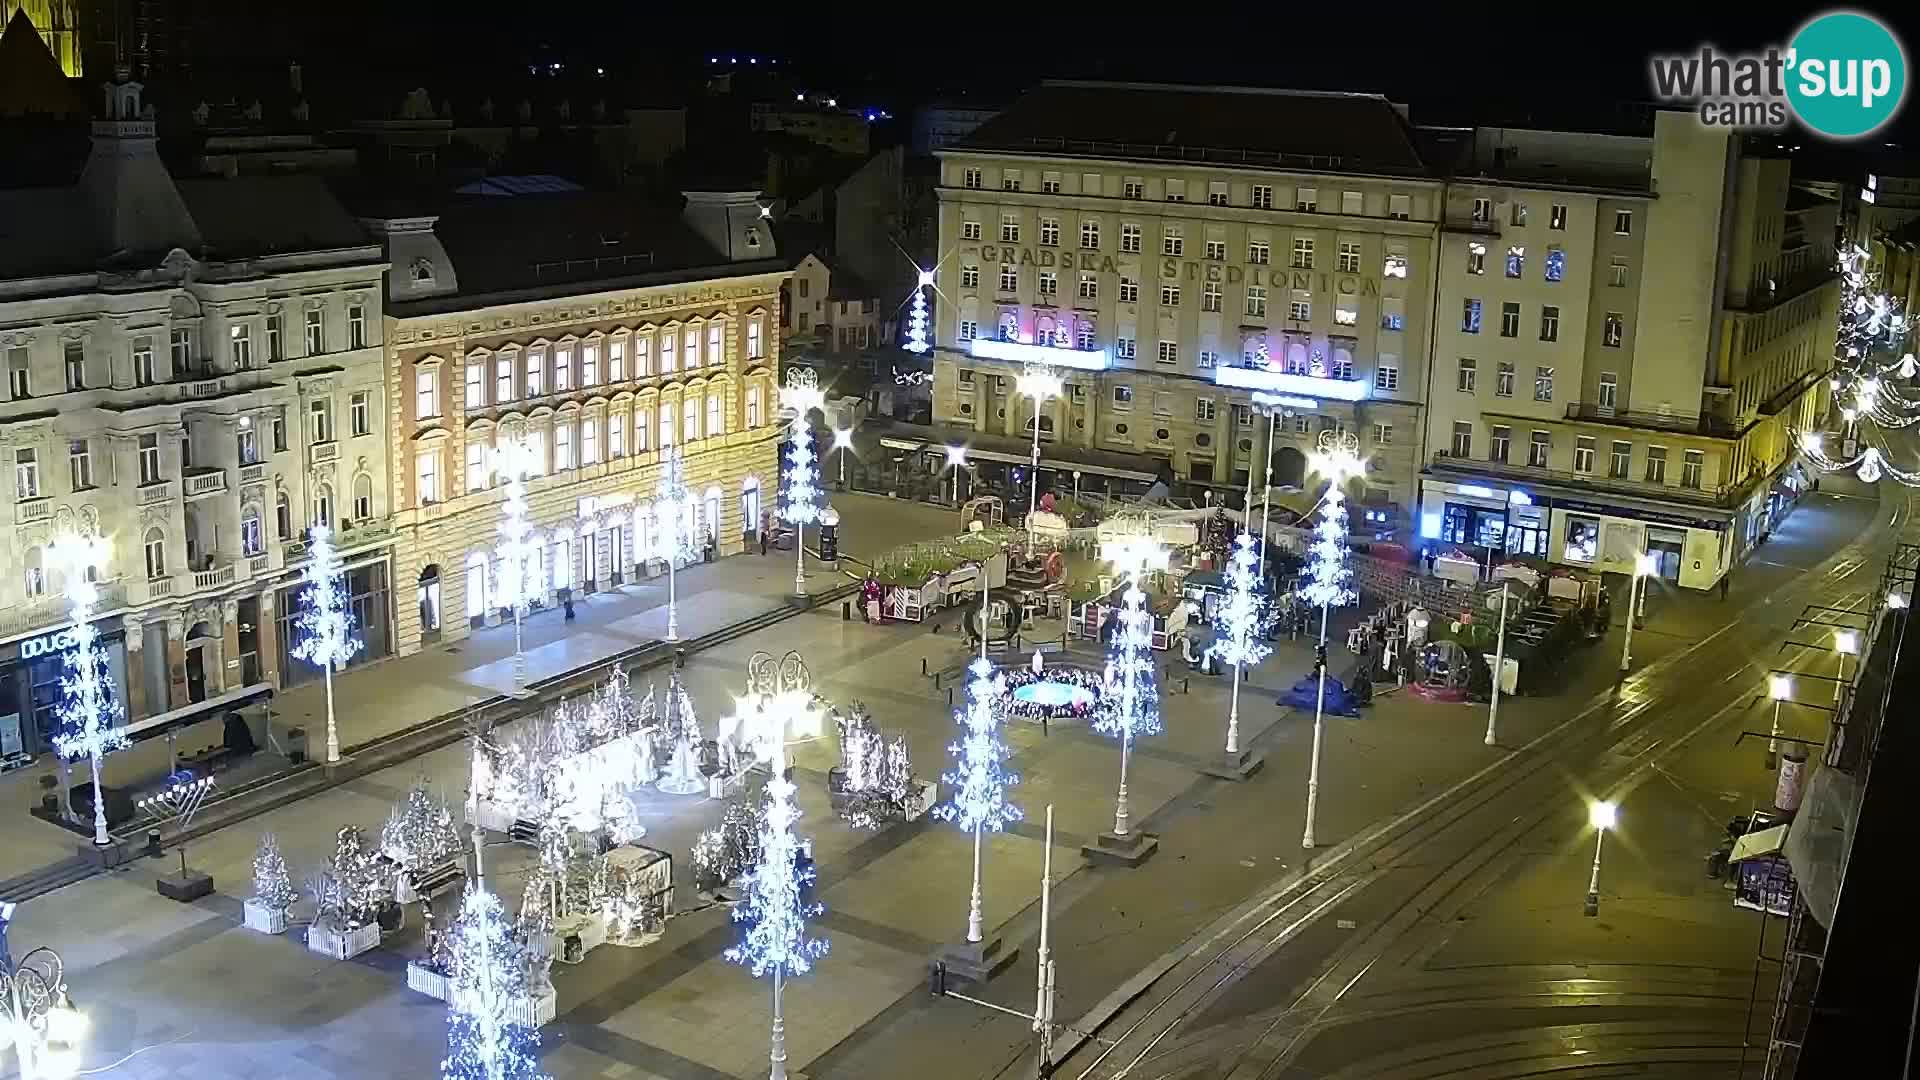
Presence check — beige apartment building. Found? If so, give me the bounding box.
[930,81,1440,525]
[1422,113,1838,591]
[0,76,393,750]
[365,188,787,658]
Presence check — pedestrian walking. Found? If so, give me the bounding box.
[759,526,769,557]
[563,596,577,621]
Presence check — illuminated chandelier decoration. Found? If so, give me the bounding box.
[902,268,933,355]
[1797,244,1920,486]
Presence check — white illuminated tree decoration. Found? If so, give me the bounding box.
[779,369,826,597]
[652,444,701,642]
[440,886,547,1080]
[903,268,933,355]
[292,523,362,764]
[1095,533,1168,840]
[655,669,705,796]
[494,436,543,694]
[934,628,1021,943]
[1300,431,1363,850]
[724,650,828,1080]
[1207,533,1272,759]
[48,532,126,847]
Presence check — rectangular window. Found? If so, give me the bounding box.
[1077,321,1096,350]
[132,338,156,386]
[352,390,371,435]
[1373,423,1393,445]
[1334,304,1358,326]
[1683,449,1704,489]
[1039,217,1059,246]
[1545,247,1566,283]
[1042,174,1061,194]
[556,344,576,388]
[631,334,653,376]
[1003,173,1021,192]
[1119,277,1139,303]
[583,342,601,385]
[746,319,763,360]
[1496,361,1514,398]
[635,405,652,450]
[1120,224,1142,253]
[1160,283,1180,307]
[1164,179,1185,202]
[1549,204,1567,230]
[1598,371,1618,410]
[1388,193,1411,220]
[1162,226,1183,256]
[1646,445,1668,483]
[415,369,439,418]
[467,443,487,492]
[999,265,1019,292]
[1288,297,1311,322]
[14,449,38,500]
[608,339,625,380]
[1375,357,1399,392]
[220,326,249,372]
[1528,430,1550,467]
[1341,190,1364,215]
[1506,245,1525,278]
[1208,181,1228,206]
[1112,385,1134,408]
[609,415,624,458]
[1078,273,1098,300]
[1603,313,1624,347]
[1574,436,1596,473]
[555,423,574,469]
[962,221,982,241]
[1248,241,1270,265]
[466,362,485,408]
[682,396,700,441]
[348,303,367,349]
[1293,414,1311,435]
[310,398,332,443]
[1196,349,1218,369]
[1540,305,1560,341]
[1080,220,1100,249]
[1205,240,1226,261]
[1295,188,1317,212]
[416,447,439,503]
[304,308,324,354]
[659,404,675,447]
[1451,421,1473,457]
[1040,271,1058,296]
[1202,281,1222,312]
[1457,357,1477,393]
[1124,179,1144,199]
[1609,258,1629,287]
[1381,298,1405,331]
[1291,237,1314,269]
[1489,425,1511,463]
[272,406,287,452]
[497,356,515,401]
[1466,242,1486,275]
[69,439,91,490]
[58,341,85,391]
[1614,209,1633,235]
[170,328,193,372]
[1534,366,1555,402]
[1385,243,1409,278]
[1116,337,1136,360]
[1511,201,1529,227]
[1338,242,1361,273]
[958,320,977,341]
[527,348,546,394]
[1462,299,1482,333]
[138,434,161,484]
[963,167,982,189]
[1196,398,1216,422]
[581,417,599,463]
[708,394,723,438]
[265,315,283,361]
[1500,302,1521,337]
[1251,185,1273,209]
[1157,341,1179,365]
[1472,197,1492,223]
[1001,215,1020,243]
[1609,441,1631,479]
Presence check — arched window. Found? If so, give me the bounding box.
[275,491,292,539]
[741,477,762,536]
[998,312,1020,342]
[353,473,374,520]
[143,528,167,579]
[313,482,334,528]
[241,505,264,556]
[1285,341,1309,375]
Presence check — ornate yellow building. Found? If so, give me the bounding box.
[2,0,80,76]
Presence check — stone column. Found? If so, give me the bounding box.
[165,617,188,710]
[257,587,281,688]
[218,598,241,696]
[122,615,148,722]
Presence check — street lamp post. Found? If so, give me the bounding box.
[1767,674,1792,769]
[0,925,87,1080]
[1098,533,1169,843]
[1015,365,1063,549]
[1248,394,1293,578]
[780,370,827,598]
[493,437,540,695]
[46,533,124,848]
[1485,583,1509,747]
[831,427,855,489]
[1585,800,1617,916]
[1833,630,1859,705]
[1619,552,1656,673]
[945,444,968,505]
[1300,432,1364,851]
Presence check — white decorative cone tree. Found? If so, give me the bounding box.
[1299,432,1362,850]
[656,671,705,796]
[934,652,1021,944]
[652,444,701,642]
[779,369,826,597]
[1208,533,1273,758]
[902,272,932,355]
[292,524,363,764]
[49,532,127,846]
[441,886,547,1080]
[1095,535,1168,840]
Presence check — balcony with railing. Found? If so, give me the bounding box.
[192,563,236,591]
[1428,450,1744,508]
[16,497,52,524]
[239,463,267,485]
[1559,402,1740,439]
[0,580,129,638]
[138,481,173,505]
[183,468,228,499]
[310,441,340,465]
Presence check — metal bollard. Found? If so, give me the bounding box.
[1183,676,1191,694]
[947,687,954,707]
[921,657,929,676]
[934,672,942,690]
[674,647,687,670]
[842,601,851,621]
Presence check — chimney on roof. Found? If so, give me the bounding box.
[681,189,775,263]
[82,68,202,260]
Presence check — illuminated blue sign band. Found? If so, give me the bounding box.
[968,338,1111,371]
[1213,365,1372,401]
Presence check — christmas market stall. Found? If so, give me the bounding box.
[862,531,1013,623]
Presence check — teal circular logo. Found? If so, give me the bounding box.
[1787,11,1908,139]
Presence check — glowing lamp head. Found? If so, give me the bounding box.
[1834,630,1859,656]
[1889,590,1910,610]
[1016,366,1064,401]
[1769,674,1792,701]
[832,427,854,451]
[916,267,935,288]
[1634,552,1658,576]
[1589,800,1618,831]
[945,444,968,468]
[1800,431,1824,456]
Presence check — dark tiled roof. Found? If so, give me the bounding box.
[175,175,374,258]
[0,187,93,276]
[0,9,81,118]
[955,81,1431,177]
[419,192,784,302]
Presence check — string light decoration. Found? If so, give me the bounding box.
[252,832,298,914]
[935,656,1021,943]
[653,444,702,642]
[723,651,828,1080]
[1095,534,1169,840]
[1799,245,1920,485]
[1208,533,1274,758]
[780,369,827,597]
[656,669,706,796]
[440,886,547,1080]
[903,268,933,355]
[495,437,543,693]
[292,524,363,764]
[48,531,126,846]
[1300,431,1364,850]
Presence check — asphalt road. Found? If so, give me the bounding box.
[1064,490,1908,1080]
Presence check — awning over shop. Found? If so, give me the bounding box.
[115,682,274,746]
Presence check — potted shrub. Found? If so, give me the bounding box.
[242,832,296,934]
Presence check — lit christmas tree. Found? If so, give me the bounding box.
[48,532,126,846]
[655,670,705,795]
[251,832,297,913]
[653,444,701,642]
[1299,432,1363,850]
[1208,533,1273,758]
[441,886,547,1080]
[902,269,933,355]
[1095,535,1167,841]
[382,782,465,874]
[495,437,542,693]
[292,524,362,763]
[780,370,826,596]
[935,655,1021,942]
[1801,245,1920,486]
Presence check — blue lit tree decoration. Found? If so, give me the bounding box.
[1299,431,1363,850]
[48,532,127,846]
[441,885,546,1080]
[779,369,826,597]
[652,444,701,642]
[934,587,1020,944]
[1208,533,1273,763]
[724,650,828,1080]
[1095,532,1168,841]
[292,523,362,764]
[902,268,933,355]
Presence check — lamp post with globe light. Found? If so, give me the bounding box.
[945,445,968,505]
[1015,364,1063,547]
[1619,552,1657,674]
[1584,800,1617,916]
[1767,674,1792,769]
[1299,432,1363,850]
[830,427,855,489]
[46,533,125,846]
[1834,630,1859,704]
[779,369,827,597]
[1248,393,1297,577]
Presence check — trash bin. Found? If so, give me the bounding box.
[819,520,839,562]
[286,726,308,765]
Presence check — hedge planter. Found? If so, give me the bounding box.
[242,899,289,935]
[307,921,380,960]
[406,963,557,1028]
